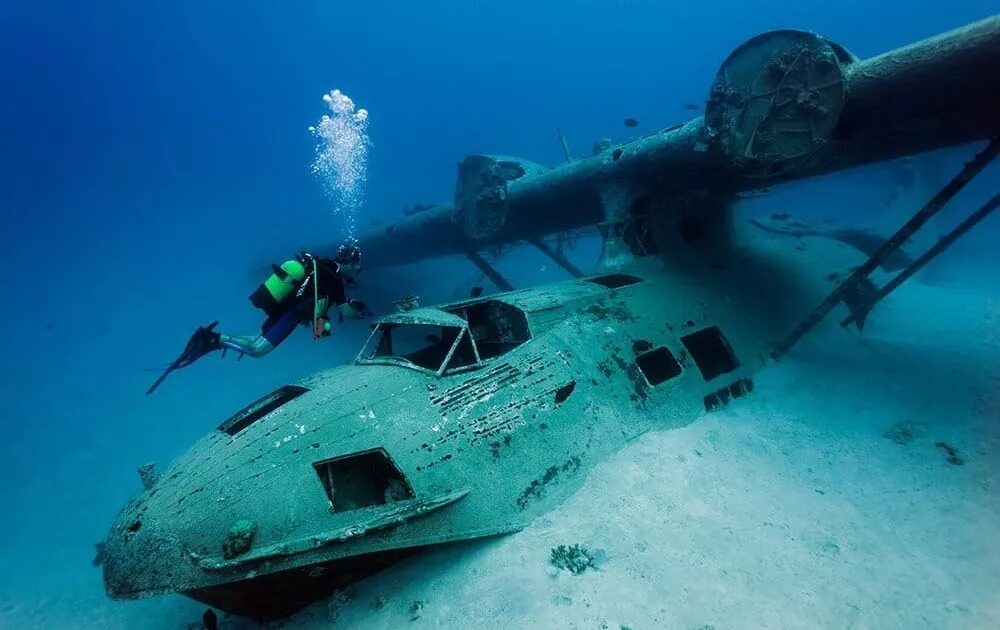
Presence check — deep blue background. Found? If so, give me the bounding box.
[0,0,996,601]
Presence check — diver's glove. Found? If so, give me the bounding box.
[349,299,373,319]
[339,299,373,320]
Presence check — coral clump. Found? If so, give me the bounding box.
[222,519,258,559]
[549,544,595,575]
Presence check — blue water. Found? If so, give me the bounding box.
[1,1,997,627]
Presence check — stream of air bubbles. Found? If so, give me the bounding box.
[308,89,370,241]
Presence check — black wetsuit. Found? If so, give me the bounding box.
[259,260,348,346]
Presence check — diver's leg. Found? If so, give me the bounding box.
[220,334,275,358]
[221,309,299,358]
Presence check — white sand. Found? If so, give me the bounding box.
[2,283,997,629]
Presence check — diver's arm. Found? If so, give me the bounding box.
[327,276,369,320]
[338,301,362,319]
[314,297,329,320]
[339,299,372,319]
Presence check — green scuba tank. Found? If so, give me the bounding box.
[250,259,308,315]
[264,260,307,301]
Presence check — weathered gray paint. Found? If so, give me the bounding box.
[103,214,874,615]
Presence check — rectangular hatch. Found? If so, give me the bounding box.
[313,449,415,513]
[636,346,683,386]
[680,326,739,381]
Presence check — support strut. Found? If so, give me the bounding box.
[841,191,1000,328]
[771,137,999,359]
[528,237,584,278]
[465,250,514,292]
[556,127,573,163]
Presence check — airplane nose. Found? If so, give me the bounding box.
[103,532,168,598]
[102,499,194,599]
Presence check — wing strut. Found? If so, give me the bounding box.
[528,237,583,278]
[840,191,999,329]
[771,137,999,359]
[465,250,514,292]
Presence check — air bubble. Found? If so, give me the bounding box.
[309,89,370,240]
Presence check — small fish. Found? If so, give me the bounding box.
[683,103,699,110]
[469,286,484,298]
[623,118,639,128]
[202,608,219,630]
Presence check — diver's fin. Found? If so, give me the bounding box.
[145,367,177,396]
[842,277,878,332]
[146,322,222,395]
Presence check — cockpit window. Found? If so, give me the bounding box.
[446,300,530,360]
[358,302,529,373]
[360,324,460,371]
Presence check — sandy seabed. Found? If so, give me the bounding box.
[3,282,998,630]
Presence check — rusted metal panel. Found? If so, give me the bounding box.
[352,18,1000,268]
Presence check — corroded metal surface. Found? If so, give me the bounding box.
[704,29,847,174]
[353,17,1000,268]
[104,212,878,617]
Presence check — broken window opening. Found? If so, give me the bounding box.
[554,381,576,404]
[584,274,643,289]
[635,347,683,386]
[360,323,463,372]
[680,326,739,381]
[218,385,309,436]
[313,449,414,513]
[447,300,530,361]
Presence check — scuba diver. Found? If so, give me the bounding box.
[147,244,373,395]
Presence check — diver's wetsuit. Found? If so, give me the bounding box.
[223,259,349,357]
[145,251,366,394]
[261,262,347,346]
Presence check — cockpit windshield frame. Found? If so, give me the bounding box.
[356,321,480,376]
[356,302,530,376]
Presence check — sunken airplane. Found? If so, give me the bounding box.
[102,20,1000,619]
